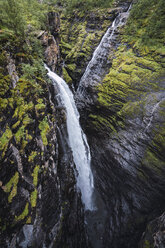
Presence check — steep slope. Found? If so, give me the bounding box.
[75,0,165,247]
[0,9,88,248]
[60,3,131,88]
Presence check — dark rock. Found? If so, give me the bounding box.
[48,12,60,37]
[139,211,165,248]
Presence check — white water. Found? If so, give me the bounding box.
[144,99,165,132]
[77,8,131,93]
[45,65,94,210]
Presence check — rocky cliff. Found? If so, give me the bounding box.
[0,11,88,248]
[72,0,165,247]
[0,0,165,248]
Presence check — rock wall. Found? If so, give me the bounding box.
[0,11,88,248]
[74,1,165,247]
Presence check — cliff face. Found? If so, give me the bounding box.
[72,0,165,247]
[0,12,88,248]
[0,0,165,248]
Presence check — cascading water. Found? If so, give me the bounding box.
[77,7,131,95]
[45,65,94,210]
[75,6,132,248]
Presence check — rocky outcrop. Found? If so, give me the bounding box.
[6,54,19,88]
[139,211,165,248]
[0,70,88,248]
[38,12,61,73]
[39,31,60,72]
[48,12,60,37]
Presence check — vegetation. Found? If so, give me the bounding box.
[89,0,165,133]
[125,0,165,46]
[0,0,164,243]
[0,0,53,232]
[54,0,114,13]
[0,0,47,37]
[15,203,29,222]
[32,166,40,187]
[4,172,19,203]
[31,189,38,208]
[60,8,113,85]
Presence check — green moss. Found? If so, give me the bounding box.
[30,189,37,208]
[0,127,13,155]
[15,126,25,143]
[26,216,31,224]
[89,114,117,133]
[22,115,33,126]
[142,149,164,172]
[39,117,50,146]
[0,51,7,66]
[0,98,8,110]
[4,172,19,203]
[144,240,151,248]
[13,101,34,119]
[32,165,39,187]
[94,41,164,132]
[0,74,11,96]
[26,130,32,141]
[60,10,110,79]
[119,101,143,118]
[12,121,21,129]
[15,203,29,222]
[35,99,46,111]
[62,67,72,84]
[28,151,37,162]
[66,63,76,71]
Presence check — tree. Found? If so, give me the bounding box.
[0,0,26,36]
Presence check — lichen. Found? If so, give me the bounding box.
[4,172,19,203]
[39,117,50,146]
[144,240,151,248]
[28,151,37,162]
[26,216,31,224]
[62,67,72,84]
[0,127,13,156]
[15,203,29,222]
[15,126,25,144]
[92,42,164,132]
[30,189,38,208]
[32,165,40,187]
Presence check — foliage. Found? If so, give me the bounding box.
[0,0,26,36]
[4,172,19,203]
[57,0,114,13]
[90,0,165,133]
[125,0,165,46]
[0,0,47,38]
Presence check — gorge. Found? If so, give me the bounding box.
[0,0,165,248]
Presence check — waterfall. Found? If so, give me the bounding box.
[45,65,94,210]
[77,7,131,94]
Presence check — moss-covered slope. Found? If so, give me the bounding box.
[60,7,122,87]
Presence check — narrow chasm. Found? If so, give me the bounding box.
[0,0,165,248]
